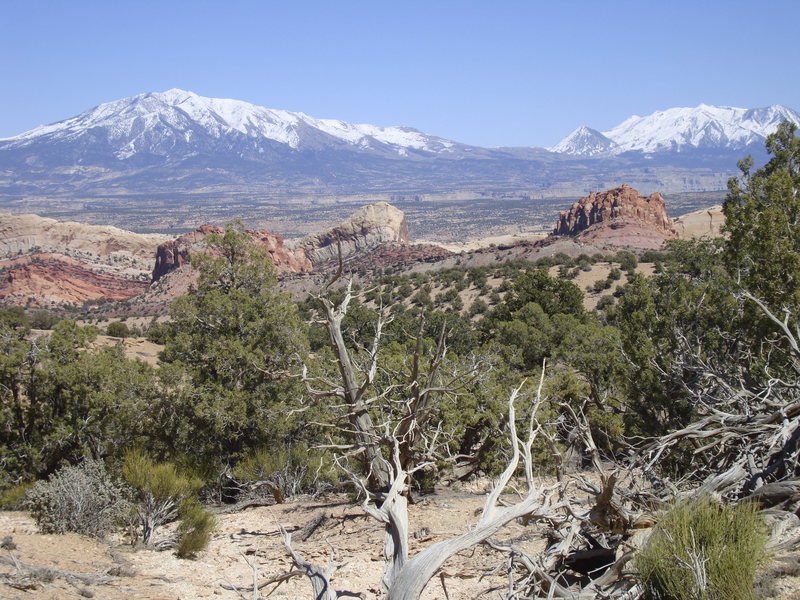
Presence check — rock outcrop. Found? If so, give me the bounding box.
[674,205,725,239]
[0,254,148,307]
[294,202,409,265]
[0,213,169,275]
[152,225,312,282]
[0,213,166,307]
[554,185,678,249]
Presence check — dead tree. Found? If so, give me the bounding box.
[286,273,799,599]
[291,370,570,599]
[303,277,489,589]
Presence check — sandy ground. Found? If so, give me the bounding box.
[2,487,799,600]
[91,335,163,367]
[0,488,544,600]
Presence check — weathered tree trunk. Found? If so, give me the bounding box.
[388,494,548,600]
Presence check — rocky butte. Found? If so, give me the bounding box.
[553,184,679,249]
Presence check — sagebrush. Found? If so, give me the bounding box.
[25,459,129,538]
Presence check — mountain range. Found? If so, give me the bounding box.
[0,89,797,205]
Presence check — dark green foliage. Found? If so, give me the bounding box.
[592,278,612,293]
[144,319,171,344]
[493,269,584,321]
[724,121,800,309]
[468,298,489,316]
[28,310,60,330]
[105,321,130,338]
[0,319,158,486]
[640,250,670,263]
[157,223,308,471]
[615,251,638,272]
[26,459,129,538]
[596,295,615,311]
[411,288,433,309]
[636,497,767,600]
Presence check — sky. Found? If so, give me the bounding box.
[1,0,798,147]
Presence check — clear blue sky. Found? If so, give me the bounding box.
[1,0,797,147]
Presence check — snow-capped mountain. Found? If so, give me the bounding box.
[548,126,618,156]
[0,88,468,159]
[552,104,800,156]
[0,91,796,207]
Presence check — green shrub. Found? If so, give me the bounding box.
[615,250,638,272]
[636,497,767,600]
[28,310,60,330]
[596,296,615,310]
[25,459,129,538]
[233,444,337,498]
[0,481,35,509]
[145,319,171,344]
[122,450,204,548]
[175,501,216,558]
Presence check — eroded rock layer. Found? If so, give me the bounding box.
[0,254,149,307]
[0,213,169,274]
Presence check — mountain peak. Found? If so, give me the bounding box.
[549,126,617,156]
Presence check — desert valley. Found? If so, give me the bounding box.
[2,13,800,598]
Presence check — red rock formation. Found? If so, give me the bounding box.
[0,254,148,307]
[151,225,312,282]
[554,185,678,249]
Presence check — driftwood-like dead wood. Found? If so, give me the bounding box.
[220,568,304,592]
[280,526,338,600]
[0,553,116,587]
[295,513,329,542]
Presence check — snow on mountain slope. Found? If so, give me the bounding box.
[604,104,800,153]
[0,89,459,158]
[552,104,800,156]
[548,126,618,156]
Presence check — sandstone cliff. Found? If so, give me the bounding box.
[0,254,148,307]
[293,202,409,265]
[0,213,167,307]
[553,185,678,249]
